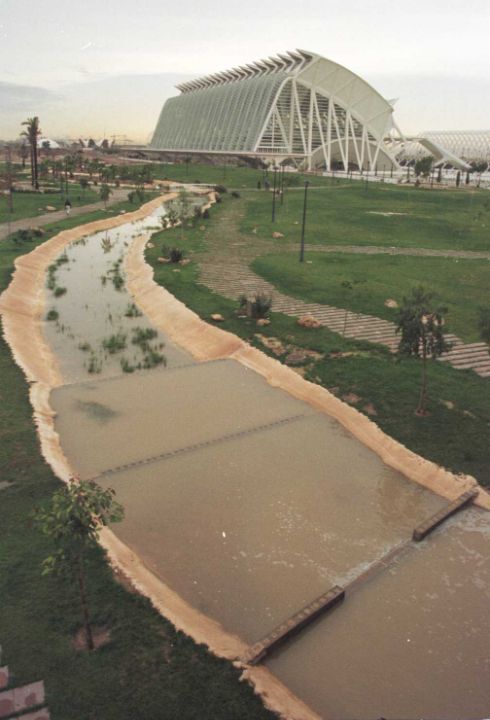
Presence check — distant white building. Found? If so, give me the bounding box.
[37,137,61,149]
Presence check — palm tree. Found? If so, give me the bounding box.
[21,116,41,190]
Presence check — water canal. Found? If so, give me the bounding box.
[38,198,490,719]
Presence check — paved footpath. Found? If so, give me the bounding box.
[0,188,129,241]
[198,203,490,378]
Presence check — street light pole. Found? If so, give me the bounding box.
[299,180,309,262]
[271,166,277,222]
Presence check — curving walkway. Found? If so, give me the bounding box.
[0,188,129,241]
[197,202,490,377]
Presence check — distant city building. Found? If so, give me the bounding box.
[151,50,401,172]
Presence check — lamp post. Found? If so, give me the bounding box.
[280,164,285,206]
[271,165,278,222]
[64,156,69,197]
[299,180,309,262]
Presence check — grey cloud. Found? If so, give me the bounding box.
[0,81,62,112]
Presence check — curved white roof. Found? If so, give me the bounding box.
[151,50,399,171]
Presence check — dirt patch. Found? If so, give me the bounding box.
[342,392,361,405]
[254,334,286,356]
[363,403,378,416]
[72,625,111,651]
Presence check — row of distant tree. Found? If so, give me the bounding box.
[413,155,488,186]
[2,117,154,199]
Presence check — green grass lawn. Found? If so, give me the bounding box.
[252,252,489,343]
[240,181,490,252]
[0,198,276,720]
[145,194,490,486]
[131,160,338,189]
[0,183,100,224]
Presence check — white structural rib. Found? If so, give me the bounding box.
[153,49,401,171]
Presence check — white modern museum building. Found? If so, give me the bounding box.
[150,49,488,173]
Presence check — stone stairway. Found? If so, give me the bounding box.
[199,260,490,378]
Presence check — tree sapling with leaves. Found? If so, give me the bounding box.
[33,478,124,651]
[99,183,112,209]
[396,286,451,416]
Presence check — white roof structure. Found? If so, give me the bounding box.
[397,131,490,168]
[36,137,61,149]
[151,50,399,171]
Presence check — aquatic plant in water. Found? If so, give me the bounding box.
[120,358,136,373]
[102,332,127,354]
[131,327,158,350]
[87,354,102,374]
[124,302,142,318]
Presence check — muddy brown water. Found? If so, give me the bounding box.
[43,205,194,382]
[44,205,490,719]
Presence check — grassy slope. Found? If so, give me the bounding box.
[0,200,276,720]
[0,183,100,224]
[145,194,490,486]
[252,252,489,343]
[241,181,490,252]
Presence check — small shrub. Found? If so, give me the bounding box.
[132,327,158,350]
[169,248,184,263]
[87,354,102,374]
[239,293,272,319]
[107,257,124,290]
[124,302,142,318]
[141,349,166,369]
[11,229,34,244]
[54,286,67,297]
[101,236,113,253]
[46,309,59,321]
[120,358,135,373]
[78,341,91,352]
[102,332,127,354]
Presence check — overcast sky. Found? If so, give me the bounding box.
[1,0,489,141]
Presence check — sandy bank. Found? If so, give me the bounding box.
[0,193,322,720]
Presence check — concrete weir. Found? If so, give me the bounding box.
[2,192,490,720]
[241,586,345,666]
[412,488,479,541]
